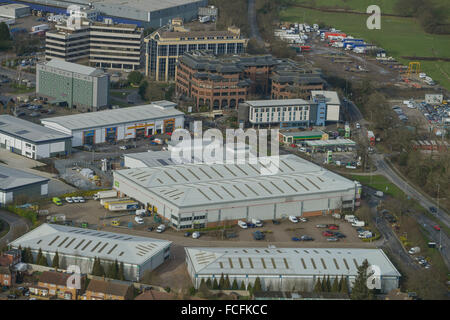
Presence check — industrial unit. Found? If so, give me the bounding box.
[0,165,49,205]
[41,101,185,147]
[36,59,110,111]
[0,3,30,18]
[0,115,72,159]
[185,247,401,294]
[10,223,172,281]
[46,19,144,71]
[10,0,207,27]
[113,154,362,230]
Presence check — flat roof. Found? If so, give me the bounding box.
[186,247,401,278]
[41,101,184,131]
[0,165,49,191]
[0,115,72,143]
[0,4,30,9]
[311,91,340,105]
[245,99,310,107]
[280,130,325,137]
[114,154,357,209]
[10,223,172,266]
[88,0,204,12]
[305,139,356,147]
[40,59,105,77]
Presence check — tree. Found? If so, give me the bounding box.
[198,279,210,298]
[36,248,43,265]
[340,276,348,294]
[206,278,212,289]
[325,276,331,292]
[212,278,219,290]
[231,278,238,290]
[0,22,10,41]
[253,277,262,293]
[322,276,327,292]
[247,282,253,295]
[218,273,225,289]
[118,262,125,280]
[127,71,143,85]
[224,275,231,290]
[313,278,322,292]
[92,257,105,277]
[331,276,340,292]
[38,253,48,266]
[52,251,60,269]
[138,80,149,100]
[350,259,374,300]
[239,281,246,291]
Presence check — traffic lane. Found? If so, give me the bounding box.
[0,210,30,246]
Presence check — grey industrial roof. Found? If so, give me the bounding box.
[124,150,178,168]
[41,59,105,77]
[0,115,72,143]
[311,91,341,105]
[10,223,172,266]
[88,0,204,12]
[186,247,401,278]
[114,154,357,209]
[0,165,49,191]
[41,101,184,131]
[246,99,310,107]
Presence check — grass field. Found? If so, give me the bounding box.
[280,6,450,90]
[349,174,406,198]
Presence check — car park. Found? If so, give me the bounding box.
[289,216,299,223]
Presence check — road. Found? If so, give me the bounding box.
[247,0,264,44]
[0,66,36,85]
[0,210,30,248]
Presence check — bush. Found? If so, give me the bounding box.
[6,205,37,225]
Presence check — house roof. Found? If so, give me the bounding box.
[0,165,49,191]
[10,224,172,266]
[41,101,184,131]
[186,247,401,278]
[87,279,131,297]
[0,115,72,143]
[114,154,357,209]
[38,271,73,286]
[134,289,175,300]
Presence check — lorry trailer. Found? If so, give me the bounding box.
[108,201,139,211]
[93,190,118,200]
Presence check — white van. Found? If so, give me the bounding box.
[238,220,248,229]
[156,224,166,233]
[251,218,263,227]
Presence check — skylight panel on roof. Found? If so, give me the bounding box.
[65,238,76,248]
[209,187,223,199]
[58,237,69,247]
[175,169,189,181]
[306,177,321,190]
[333,258,339,270]
[220,186,235,198]
[164,171,177,182]
[310,258,317,269]
[186,168,201,180]
[209,166,224,178]
[48,236,60,246]
[280,159,295,171]
[81,240,92,251]
[197,188,212,201]
[223,165,237,177]
[300,258,307,269]
[294,178,309,191]
[233,185,247,197]
[321,258,327,269]
[74,239,85,250]
[98,243,109,253]
[343,258,350,270]
[270,181,284,193]
[283,180,298,192]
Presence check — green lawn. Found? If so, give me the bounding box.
[349,174,406,198]
[280,7,450,90]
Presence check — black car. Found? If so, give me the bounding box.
[272,219,280,225]
[300,235,314,241]
[253,231,265,240]
[429,206,437,213]
[334,232,346,238]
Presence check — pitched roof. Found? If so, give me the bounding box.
[39,271,73,286]
[0,266,11,275]
[135,289,175,300]
[0,165,49,191]
[87,279,131,297]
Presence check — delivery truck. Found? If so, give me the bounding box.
[93,190,118,200]
[108,201,139,211]
[31,24,50,32]
[100,197,130,206]
[352,221,365,227]
[104,199,135,210]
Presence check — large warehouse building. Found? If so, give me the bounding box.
[0,165,49,205]
[7,0,207,27]
[0,115,72,159]
[113,154,362,230]
[41,101,185,147]
[36,59,109,111]
[0,3,30,18]
[10,223,172,281]
[185,247,401,294]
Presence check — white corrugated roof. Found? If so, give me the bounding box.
[114,154,356,208]
[41,101,184,131]
[10,223,171,266]
[186,247,401,277]
[0,165,49,191]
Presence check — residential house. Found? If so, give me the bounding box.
[0,249,21,267]
[29,271,86,300]
[0,266,15,287]
[84,279,134,300]
[135,289,175,300]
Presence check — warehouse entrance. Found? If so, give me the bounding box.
[105,127,117,143]
[83,130,95,145]
[135,128,146,139]
[147,127,154,136]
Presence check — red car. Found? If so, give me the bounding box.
[328,225,339,230]
[322,231,334,237]
[433,225,441,231]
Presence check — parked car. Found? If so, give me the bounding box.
[71,196,80,203]
[184,232,191,237]
[7,294,17,299]
[299,217,308,223]
[334,232,346,238]
[289,216,299,223]
[134,216,144,224]
[52,197,62,206]
[316,224,328,228]
[111,219,120,227]
[156,224,166,233]
[65,197,73,204]
[292,237,301,241]
[327,237,339,242]
[238,220,248,229]
[192,231,201,239]
[253,231,265,240]
[76,196,85,203]
[429,206,437,213]
[300,235,314,241]
[328,225,339,230]
[322,231,334,237]
[433,225,441,231]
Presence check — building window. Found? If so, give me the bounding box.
[178,44,186,56]
[168,45,177,56]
